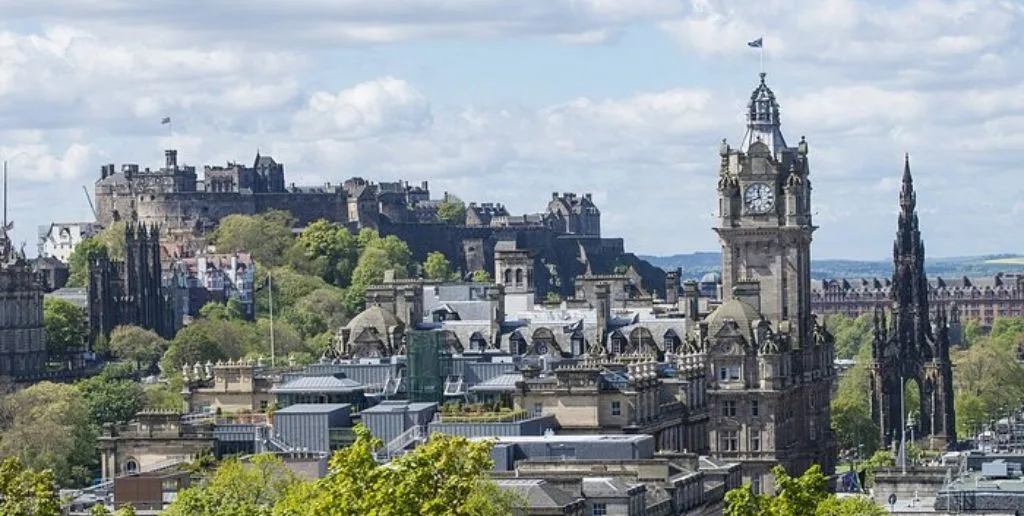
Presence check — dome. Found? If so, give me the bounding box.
[704,298,761,336]
[346,304,403,332]
[700,272,721,284]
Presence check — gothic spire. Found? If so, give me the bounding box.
[900,153,916,214]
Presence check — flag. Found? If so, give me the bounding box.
[747,37,763,48]
[161,117,171,125]
[2,221,12,232]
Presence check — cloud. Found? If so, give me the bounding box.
[0,0,1022,260]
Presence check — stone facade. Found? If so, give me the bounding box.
[869,156,956,449]
[812,274,1020,329]
[0,206,46,378]
[98,411,215,481]
[89,223,179,341]
[702,72,835,493]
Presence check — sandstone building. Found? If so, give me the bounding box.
[0,222,46,378]
[699,72,836,493]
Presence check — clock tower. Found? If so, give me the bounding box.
[715,72,814,351]
[699,72,835,492]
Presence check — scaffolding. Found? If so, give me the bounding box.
[407,331,452,403]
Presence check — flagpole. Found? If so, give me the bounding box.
[759,35,765,74]
[269,270,275,368]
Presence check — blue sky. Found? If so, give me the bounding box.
[0,0,1021,260]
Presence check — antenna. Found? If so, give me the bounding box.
[3,161,7,236]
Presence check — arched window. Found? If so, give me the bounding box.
[504,269,513,285]
[124,458,139,474]
[469,332,487,351]
[515,269,524,285]
[663,329,682,354]
[531,327,557,356]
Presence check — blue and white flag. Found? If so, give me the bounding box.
[747,37,763,48]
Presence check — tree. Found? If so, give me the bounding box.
[423,251,456,281]
[724,464,885,516]
[953,334,1024,436]
[66,237,108,288]
[198,301,247,322]
[0,457,60,516]
[284,288,349,340]
[77,376,146,426]
[437,194,467,225]
[294,219,360,288]
[825,313,873,360]
[160,323,232,373]
[109,325,167,373]
[471,270,492,283]
[43,297,89,358]
[165,454,301,516]
[0,382,98,487]
[274,425,521,515]
[213,211,296,266]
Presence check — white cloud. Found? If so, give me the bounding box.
[0,0,1021,260]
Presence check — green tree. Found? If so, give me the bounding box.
[953,334,1024,436]
[471,270,492,283]
[284,288,349,340]
[166,454,301,516]
[198,301,247,321]
[437,194,467,225]
[213,211,296,266]
[43,296,89,358]
[161,323,232,373]
[0,382,98,487]
[294,219,360,288]
[254,266,333,318]
[962,318,982,348]
[423,251,457,281]
[724,464,885,516]
[0,457,60,516]
[831,356,880,457]
[274,425,521,515]
[109,325,167,373]
[66,237,108,287]
[825,313,873,359]
[77,376,146,426]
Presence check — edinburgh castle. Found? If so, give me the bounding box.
[94,149,666,297]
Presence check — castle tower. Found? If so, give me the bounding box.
[870,155,956,448]
[495,244,534,313]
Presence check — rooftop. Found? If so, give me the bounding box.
[478,434,653,445]
[274,403,350,415]
[270,375,363,393]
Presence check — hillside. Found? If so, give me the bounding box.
[641,253,1024,280]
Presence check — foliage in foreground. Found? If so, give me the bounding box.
[164,426,521,516]
[0,457,60,516]
[725,464,885,516]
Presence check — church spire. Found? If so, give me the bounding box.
[900,153,916,214]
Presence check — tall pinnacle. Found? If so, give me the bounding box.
[900,153,916,214]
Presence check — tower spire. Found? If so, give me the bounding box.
[900,153,915,213]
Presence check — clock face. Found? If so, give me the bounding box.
[744,183,775,213]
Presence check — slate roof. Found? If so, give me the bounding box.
[270,375,363,393]
[494,479,582,509]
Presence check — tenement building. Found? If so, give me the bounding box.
[700,72,835,493]
[868,156,956,449]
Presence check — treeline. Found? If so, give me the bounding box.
[828,313,1024,455]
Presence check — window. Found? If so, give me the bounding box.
[809,419,817,441]
[721,430,739,452]
[720,364,741,381]
[532,403,543,417]
[750,400,759,417]
[591,503,607,516]
[721,400,737,417]
[751,475,762,495]
[259,400,269,411]
[611,401,621,416]
[750,429,761,451]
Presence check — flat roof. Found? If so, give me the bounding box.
[274,403,350,414]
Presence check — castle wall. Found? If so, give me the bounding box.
[253,193,348,226]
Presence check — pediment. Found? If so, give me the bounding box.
[712,320,748,341]
[708,337,746,356]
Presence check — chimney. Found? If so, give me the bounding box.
[732,280,761,313]
[421,180,428,190]
[682,281,699,320]
[100,164,109,180]
[595,283,611,346]
[584,193,592,201]
[666,269,679,304]
[551,192,559,199]
[165,149,178,169]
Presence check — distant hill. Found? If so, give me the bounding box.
[640,253,1024,281]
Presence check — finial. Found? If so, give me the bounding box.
[759,72,766,83]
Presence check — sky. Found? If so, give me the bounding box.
[1,0,1022,260]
